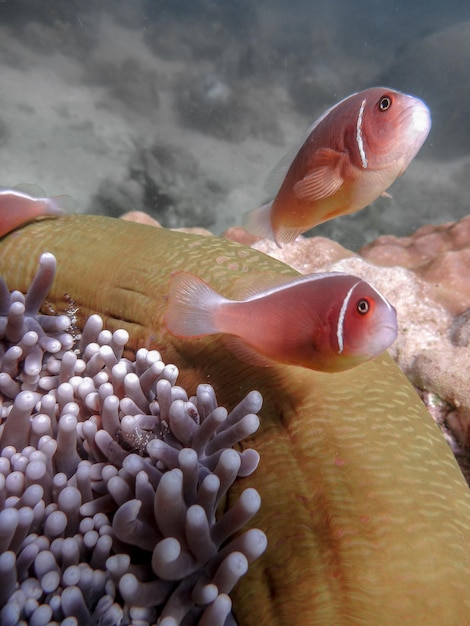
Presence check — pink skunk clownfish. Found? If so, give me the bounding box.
[0,188,66,238]
[165,271,398,373]
[243,87,431,246]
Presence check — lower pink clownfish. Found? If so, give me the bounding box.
[165,271,397,373]
[243,87,431,246]
[0,188,65,238]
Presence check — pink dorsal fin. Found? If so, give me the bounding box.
[231,271,299,300]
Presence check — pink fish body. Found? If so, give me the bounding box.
[0,189,65,238]
[243,87,431,245]
[165,271,397,372]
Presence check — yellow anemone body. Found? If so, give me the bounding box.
[1,215,470,625]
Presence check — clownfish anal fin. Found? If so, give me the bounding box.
[223,336,274,368]
[242,202,275,241]
[293,148,345,202]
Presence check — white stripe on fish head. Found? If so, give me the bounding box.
[337,280,395,353]
[336,280,362,354]
[356,98,368,169]
[371,283,394,312]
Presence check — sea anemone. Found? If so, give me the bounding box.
[0,252,267,626]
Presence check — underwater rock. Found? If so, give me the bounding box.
[142,3,252,64]
[0,116,10,147]
[121,211,213,236]
[224,229,357,272]
[174,69,250,143]
[173,67,283,145]
[359,215,470,476]
[84,56,160,117]
[360,215,470,315]
[120,210,162,227]
[0,1,99,58]
[93,142,225,230]
[378,20,470,160]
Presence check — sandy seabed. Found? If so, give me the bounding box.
[0,2,470,250]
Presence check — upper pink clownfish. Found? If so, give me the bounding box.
[243,87,431,245]
[165,271,398,373]
[0,188,66,238]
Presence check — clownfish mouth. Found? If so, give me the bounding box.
[367,323,398,358]
[410,102,432,135]
[396,100,431,156]
[346,320,398,358]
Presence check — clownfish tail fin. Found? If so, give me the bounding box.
[165,272,225,338]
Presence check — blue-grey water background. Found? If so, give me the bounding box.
[0,0,469,249]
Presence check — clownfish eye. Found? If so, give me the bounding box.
[356,298,370,315]
[378,95,393,111]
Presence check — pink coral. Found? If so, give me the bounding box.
[360,215,470,315]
